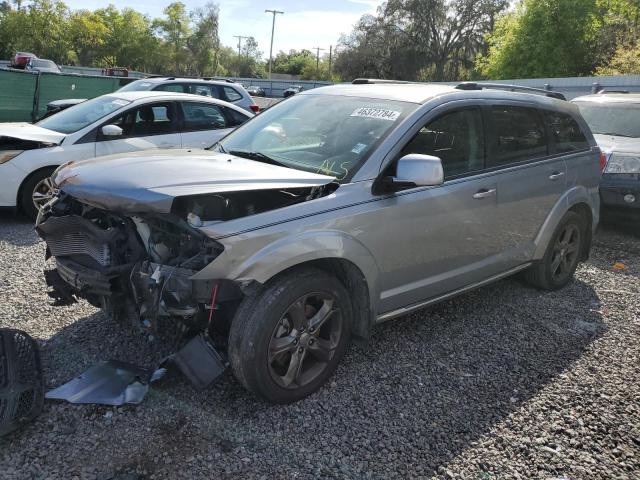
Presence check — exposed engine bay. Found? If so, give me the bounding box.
[36,182,336,335]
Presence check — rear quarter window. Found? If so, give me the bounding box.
[223,86,243,102]
[545,111,589,153]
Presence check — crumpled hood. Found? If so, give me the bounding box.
[0,122,66,144]
[54,149,335,213]
[593,134,640,154]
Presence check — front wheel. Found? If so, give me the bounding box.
[523,211,586,290]
[20,167,57,220]
[228,269,352,403]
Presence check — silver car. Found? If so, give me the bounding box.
[37,81,601,403]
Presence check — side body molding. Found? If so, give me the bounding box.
[532,184,600,260]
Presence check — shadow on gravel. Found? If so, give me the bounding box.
[0,210,39,246]
[22,276,606,478]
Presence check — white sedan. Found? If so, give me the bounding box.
[0,91,253,218]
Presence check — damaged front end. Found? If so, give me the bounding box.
[37,193,227,334]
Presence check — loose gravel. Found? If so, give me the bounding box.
[0,212,638,480]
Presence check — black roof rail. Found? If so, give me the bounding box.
[455,82,566,101]
[352,78,411,85]
[598,89,630,94]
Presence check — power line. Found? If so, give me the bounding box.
[265,9,284,80]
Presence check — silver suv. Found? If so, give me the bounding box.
[37,80,601,403]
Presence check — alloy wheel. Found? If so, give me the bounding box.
[32,177,56,212]
[550,223,580,281]
[268,292,343,389]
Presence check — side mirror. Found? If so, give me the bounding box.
[395,154,444,186]
[373,154,444,194]
[101,124,123,137]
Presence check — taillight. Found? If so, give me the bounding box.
[250,104,260,113]
[599,151,607,172]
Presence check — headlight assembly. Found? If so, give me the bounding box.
[605,153,640,174]
[0,150,23,164]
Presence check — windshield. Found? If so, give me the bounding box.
[218,94,416,182]
[37,96,131,134]
[118,80,156,92]
[575,102,640,138]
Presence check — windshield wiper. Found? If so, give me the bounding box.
[228,150,289,168]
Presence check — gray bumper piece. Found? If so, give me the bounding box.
[45,360,166,406]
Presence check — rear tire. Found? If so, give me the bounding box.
[523,211,585,290]
[20,167,57,220]
[228,269,352,403]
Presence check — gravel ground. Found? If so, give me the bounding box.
[0,212,638,480]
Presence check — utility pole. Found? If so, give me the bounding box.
[233,35,249,56]
[233,35,249,77]
[265,9,284,80]
[312,47,325,80]
[328,45,333,78]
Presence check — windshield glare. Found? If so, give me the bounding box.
[37,96,131,134]
[575,102,640,138]
[219,94,415,181]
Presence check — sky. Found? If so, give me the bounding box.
[62,0,385,58]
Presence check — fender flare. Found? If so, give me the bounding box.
[194,230,381,311]
[532,185,599,260]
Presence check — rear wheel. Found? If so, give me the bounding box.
[523,211,585,290]
[228,269,352,403]
[20,167,57,220]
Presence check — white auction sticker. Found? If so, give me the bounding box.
[350,107,401,121]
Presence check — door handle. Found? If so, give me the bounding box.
[549,171,565,181]
[473,188,496,199]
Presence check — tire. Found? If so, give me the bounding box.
[523,211,586,290]
[20,167,57,220]
[228,268,352,403]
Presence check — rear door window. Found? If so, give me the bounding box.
[401,107,485,178]
[189,84,216,97]
[488,106,547,166]
[545,111,589,153]
[181,102,228,131]
[223,86,243,102]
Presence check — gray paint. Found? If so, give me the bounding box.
[52,83,602,324]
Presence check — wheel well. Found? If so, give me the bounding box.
[568,202,593,261]
[267,258,373,343]
[16,165,58,212]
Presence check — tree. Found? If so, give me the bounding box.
[154,2,191,74]
[188,2,221,76]
[273,49,315,75]
[477,0,601,79]
[333,0,507,82]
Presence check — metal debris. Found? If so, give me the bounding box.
[46,360,166,406]
[172,334,227,390]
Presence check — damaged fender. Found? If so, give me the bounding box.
[191,230,381,317]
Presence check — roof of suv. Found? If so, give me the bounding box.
[300,82,569,106]
[573,93,640,104]
[135,77,243,87]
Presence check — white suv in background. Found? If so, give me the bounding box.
[0,91,252,218]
